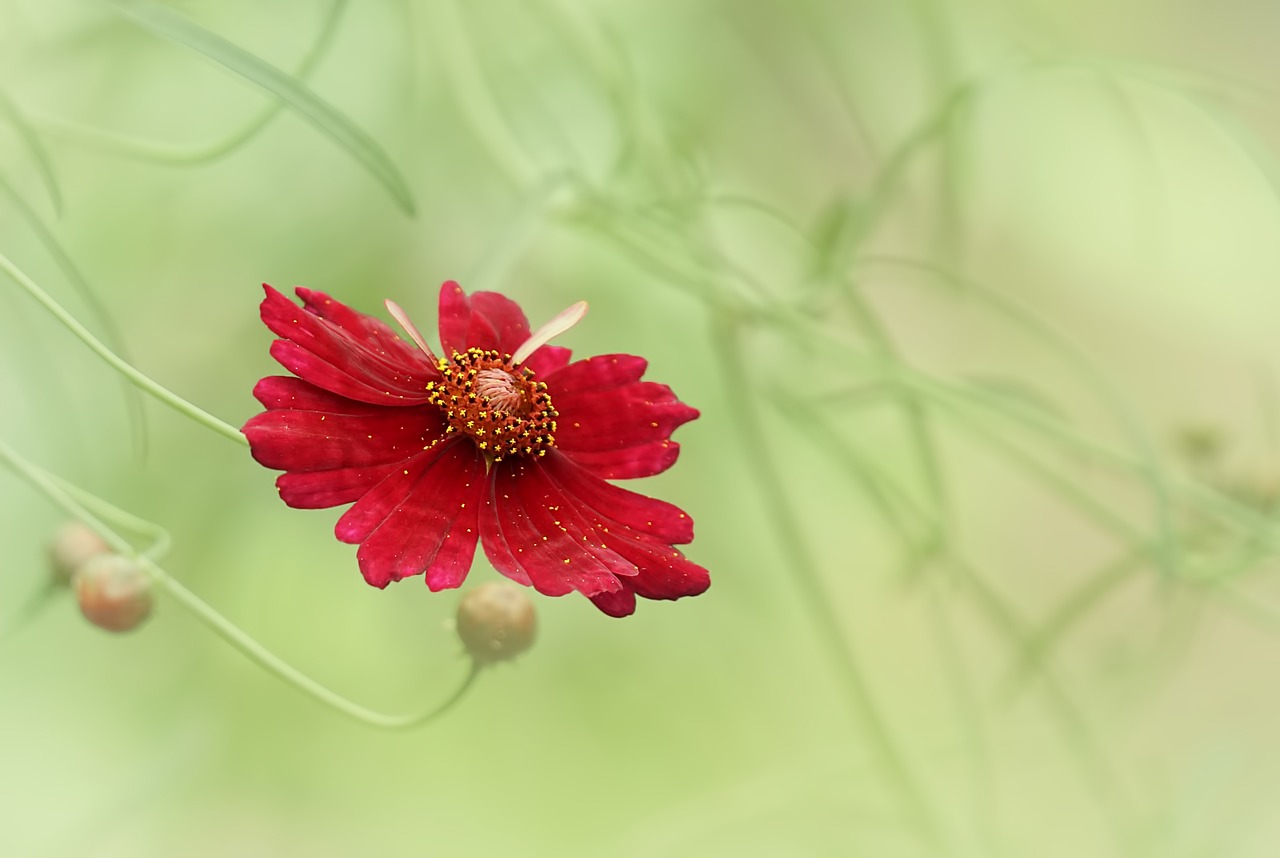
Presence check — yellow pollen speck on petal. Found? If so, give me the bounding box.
[563,558,571,564]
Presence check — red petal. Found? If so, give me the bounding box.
[243,377,443,509]
[334,439,486,589]
[589,587,637,617]
[477,473,532,587]
[521,345,572,378]
[555,388,696,480]
[542,451,695,544]
[296,287,426,369]
[436,282,570,373]
[243,404,443,472]
[558,442,682,480]
[598,533,710,601]
[470,291,533,354]
[546,355,697,479]
[252,376,392,415]
[479,452,708,613]
[540,452,709,602]
[437,281,522,356]
[260,285,435,405]
[275,464,398,508]
[556,381,697,452]
[483,458,628,598]
[544,353,647,393]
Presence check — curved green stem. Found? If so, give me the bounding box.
[0,250,247,446]
[31,0,348,166]
[50,475,172,561]
[0,436,477,730]
[153,571,482,729]
[0,583,57,642]
[431,0,539,190]
[0,173,149,457]
[711,317,943,845]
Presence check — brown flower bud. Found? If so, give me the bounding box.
[73,555,153,633]
[48,521,111,588]
[456,582,536,664]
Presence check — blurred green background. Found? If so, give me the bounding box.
[4,0,1280,855]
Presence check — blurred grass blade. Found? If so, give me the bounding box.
[109,0,415,215]
[0,90,63,216]
[0,173,148,457]
[963,375,1071,424]
[35,0,347,167]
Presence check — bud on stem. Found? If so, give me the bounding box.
[456,582,536,664]
[74,555,153,633]
[48,521,111,588]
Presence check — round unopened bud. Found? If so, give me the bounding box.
[48,521,111,588]
[73,555,153,633]
[456,582,536,664]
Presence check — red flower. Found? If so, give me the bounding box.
[242,282,709,617]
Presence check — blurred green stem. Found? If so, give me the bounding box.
[711,316,943,845]
[0,583,57,642]
[153,572,483,730]
[0,251,247,447]
[432,0,539,189]
[0,435,480,730]
[33,0,348,166]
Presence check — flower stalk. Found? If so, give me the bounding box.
[0,251,247,447]
[0,435,477,729]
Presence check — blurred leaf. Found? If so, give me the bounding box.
[109,0,416,215]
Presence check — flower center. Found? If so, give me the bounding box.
[427,348,558,460]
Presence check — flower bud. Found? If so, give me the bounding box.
[456,582,536,664]
[48,521,111,588]
[73,555,153,633]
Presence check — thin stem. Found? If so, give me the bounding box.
[0,583,57,642]
[50,474,172,560]
[0,250,247,446]
[431,0,539,190]
[154,571,483,730]
[0,173,149,457]
[31,0,349,166]
[0,436,478,729]
[1003,549,1145,697]
[711,317,943,845]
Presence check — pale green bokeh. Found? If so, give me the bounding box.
[3,1,1280,856]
